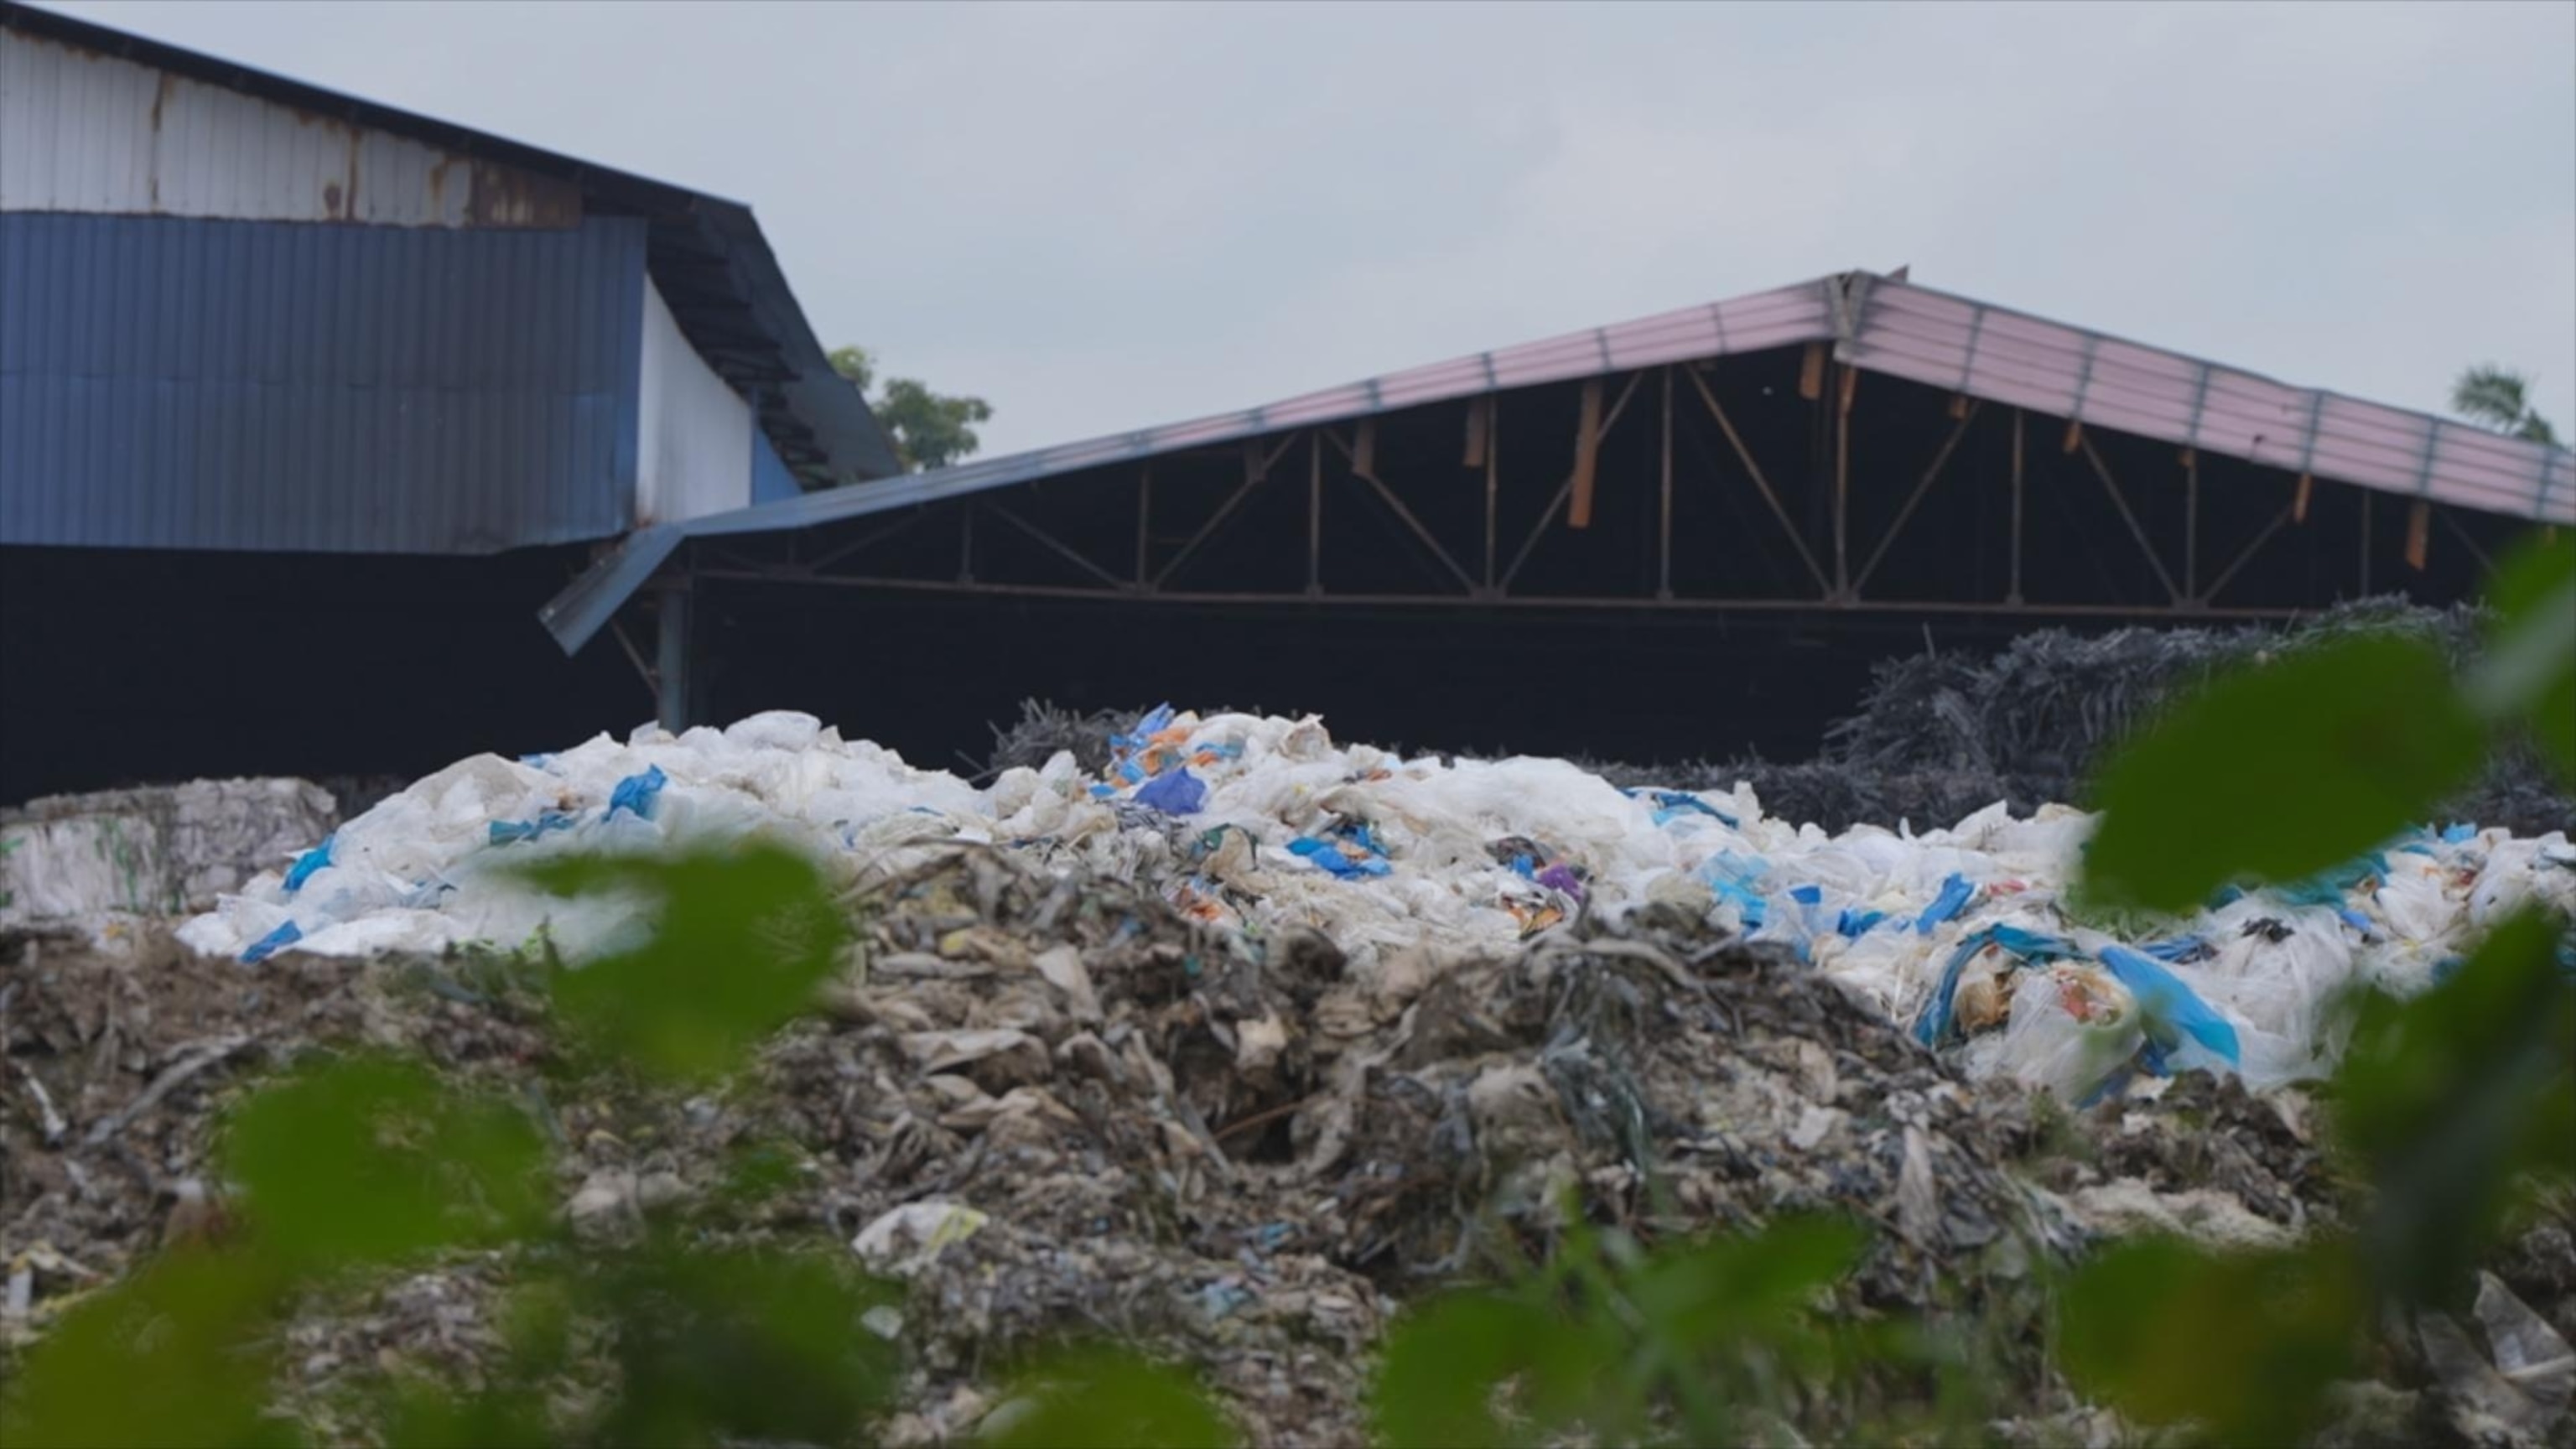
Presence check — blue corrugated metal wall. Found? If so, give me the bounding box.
[0,212,646,553]
[750,427,800,504]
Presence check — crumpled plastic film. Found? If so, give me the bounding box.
[179,707,2576,1102]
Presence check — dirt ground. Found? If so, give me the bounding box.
[4,854,2570,1446]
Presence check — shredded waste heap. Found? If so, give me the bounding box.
[179,705,2576,1109]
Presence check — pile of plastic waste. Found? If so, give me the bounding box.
[179,707,2576,1107]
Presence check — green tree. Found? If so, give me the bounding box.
[830,345,995,472]
[2450,364,2562,446]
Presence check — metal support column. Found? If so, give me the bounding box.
[2007,408,2025,605]
[1833,364,1855,601]
[2183,449,2199,602]
[1658,366,1675,599]
[655,581,694,734]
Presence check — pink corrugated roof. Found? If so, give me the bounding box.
[1840,274,2573,523]
[545,270,2573,650]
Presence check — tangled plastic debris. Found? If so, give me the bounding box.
[178,706,2576,1105]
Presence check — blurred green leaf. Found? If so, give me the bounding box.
[0,1248,284,1449]
[2084,633,2482,911]
[2332,908,2576,1304]
[519,844,848,1082]
[1369,1290,1602,1449]
[2059,1236,2360,1446]
[715,1137,808,1208]
[1626,1215,1862,1351]
[379,1383,552,1449]
[982,1347,1237,1449]
[221,1055,545,1270]
[2472,531,2576,782]
[595,1244,898,1448]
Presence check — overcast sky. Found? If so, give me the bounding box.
[42,0,2576,458]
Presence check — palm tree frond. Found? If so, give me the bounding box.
[2452,364,2534,429]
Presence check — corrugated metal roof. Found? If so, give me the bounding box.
[0,29,579,227]
[543,272,2575,652]
[1837,275,2576,526]
[0,1,897,485]
[1,211,645,553]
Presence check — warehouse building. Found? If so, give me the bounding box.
[552,270,2573,771]
[7,6,2570,802]
[0,3,895,801]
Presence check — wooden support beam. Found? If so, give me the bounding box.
[1353,419,1378,479]
[2062,418,2084,454]
[1568,379,1604,529]
[1499,372,1644,589]
[1798,343,1826,401]
[2405,500,2431,572]
[2293,473,2314,523]
[1463,397,1489,469]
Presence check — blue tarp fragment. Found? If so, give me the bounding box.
[2098,944,2241,1067]
[1836,907,1888,938]
[1915,873,1976,935]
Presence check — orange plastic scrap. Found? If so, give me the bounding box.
[1504,896,1566,937]
[1171,883,1233,926]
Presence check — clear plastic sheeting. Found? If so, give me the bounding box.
[178,707,2576,1104]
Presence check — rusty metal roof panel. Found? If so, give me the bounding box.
[0,27,574,229]
[1840,273,2573,524]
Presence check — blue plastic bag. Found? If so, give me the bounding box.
[1288,836,1392,879]
[608,765,667,821]
[1135,766,1207,816]
[282,834,335,894]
